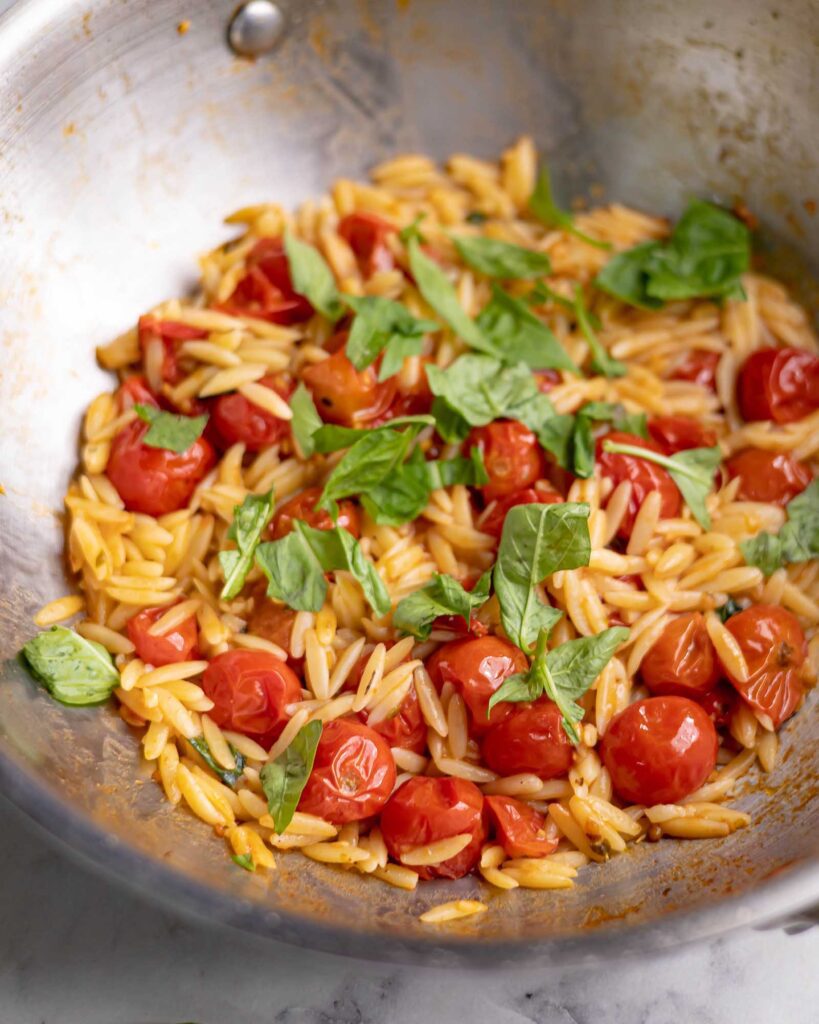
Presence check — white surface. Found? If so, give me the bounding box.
[0,795,815,1023]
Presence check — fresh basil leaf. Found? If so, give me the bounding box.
[741,479,819,576]
[529,166,611,250]
[231,853,255,872]
[260,720,323,833]
[572,286,626,378]
[466,211,488,225]
[426,355,553,429]
[431,397,472,444]
[476,286,580,372]
[427,447,489,489]
[344,295,437,375]
[493,502,591,651]
[488,671,540,709]
[189,736,247,788]
[219,490,276,600]
[571,402,648,479]
[595,242,664,310]
[393,571,491,640]
[289,382,322,458]
[399,213,427,245]
[452,235,552,279]
[255,529,327,612]
[716,597,743,622]
[297,522,391,618]
[134,404,208,453]
[535,414,576,471]
[283,228,343,322]
[378,334,425,381]
[740,531,783,578]
[312,415,435,455]
[21,626,119,706]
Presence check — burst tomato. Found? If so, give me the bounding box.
[358,685,427,755]
[201,649,301,749]
[669,350,720,391]
[738,346,819,424]
[380,776,487,880]
[138,316,207,387]
[301,347,397,427]
[601,696,718,805]
[722,605,807,729]
[479,481,563,539]
[298,719,395,824]
[467,420,547,501]
[246,594,297,656]
[219,237,313,324]
[117,375,159,412]
[648,416,717,455]
[210,373,294,451]
[640,612,720,699]
[107,419,216,517]
[481,699,574,779]
[485,795,559,859]
[269,486,360,540]
[725,449,812,506]
[596,430,681,539]
[338,212,396,277]
[698,682,738,727]
[126,604,199,666]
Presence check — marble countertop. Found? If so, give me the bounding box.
[0,795,815,1024]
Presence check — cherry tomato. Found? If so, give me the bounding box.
[201,649,302,749]
[219,238,313,324]
[210,373,294,452]
[246,593,297,655]
[298,719,395,824]
[485,795,559,859]
[387,357,434,418]
[722,605,807,729]
[126,603,199,666]
[648,416,717,455]
[138,316,207,387]
[107,419,216,517]
[534,369,561,393]
[738,347,819,424]
[699,682,738,727]
[426,636,528,735]
[481,699,574,778]
[301,347,397,427]
[640,612,720,699]
[358,685,427,754]
[479,481,563,539]
[117,375,160,412]
[725,449,812,507]
[269,486,361,540]
[338,212,396,277]
[669,350,720,391]
[596,430,681,539]
[380,776,487,880]
[602,696,718,805]
[467,420,547,502]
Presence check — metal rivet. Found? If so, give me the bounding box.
[228,0,286,57]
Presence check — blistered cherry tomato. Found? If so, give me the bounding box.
[219,238,313,324]
[358,685,426,755]
[725,449,812,507]
[380,776,487,880]
[485,795,559,859]
[298,719,395,824]
[648,416,717,455]
[201,649,301,749]
[596,430,681,539]
[301,347,397,427]
[479,481,563,539]
[468,420,547,501]
[670,350,720,391]
[722,605,807,729]
[117,375,159,412]
[426,636,528,735]
[210,373,293,452]
[246,594,297,657]
[126,604,199,666]
[481,699,574,778]
[386,357,434,418]
[699,683,738,727]
[338,212,396,277]
[738,347,819,424]
[601,696,718,805]
[269,486,360,540]
[640,612,720,699]
[138,316,207,387]
[534,369,561,393]
[107,419,216,517]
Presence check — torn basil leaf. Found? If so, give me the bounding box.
[344,295,436,377]
[283,228,343,322]
[255,529,328,612]
[570,402,648,479]
[289,382,322,459]
[189,736,247,788]
[741,479,819,576]
[572,286,626,379]
[134,404,208,454]
[595,241,664,310]
[298,522,391,618]
[476,285,580,372]
[219,490,276,600]
[393,571,491,640]
[452,234,552,279]
[260,719,323,833]
[21,626,119,706]
[529,166,611,250]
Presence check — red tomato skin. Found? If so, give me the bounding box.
[301,347,397,427]
[479,482,563,539]
[219,238,313,324]
[670,350,720,391]
[338,212,396,277]
[138,316,207,386]
[380,776,487,880]
[269,486,360,540]
[246,594,304,673]
[738,347,819,424]
[485,795,559,859]
[210,373,293,452]
[297,719,396,824]
[201,649,301,749]
[358,686,427,755]
[596,431,681,539]
[723,605,806,728]
[126,605,199,666]
[426,636,529,735]
[107,420,216,517]
[601,696,718,805]
[468,420,548,502]
[648,416,717,455]
[699,682,738,727]
[117,375,160,412]
[641,612,720,699]
[725,449,812,506]
[481,699,575,779]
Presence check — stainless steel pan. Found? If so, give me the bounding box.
[0,0,817,965]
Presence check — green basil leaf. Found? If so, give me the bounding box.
[595,242,664,310]
[255,531,327,612]
[134,404,208,453]
[570,402,648,479]
[283,228,343,322]
[452,235,552,279]
[493,502,591,651]
[465,211,488,225]
[260,720,323,833]
[21,626,119,706]
[716,597,743,622]
[476,285,580,372]
[426,355,551,428]
[529,166,611,250]
[378,334,425,381]
[297,522,391,618]
[219,490,276,600]
[431,396,472,444]
[189,736,247,788]
[393,571,491,640]
[312,415,435,455]
[740,532,783,578]
[741,479,819,576]
[572,286,626,378]
[535,414,576,471]
[399,213,427,245]
[487,671,540,710]
[231,853,255,872]
[344,295,436,374]
[289,382,322,458]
